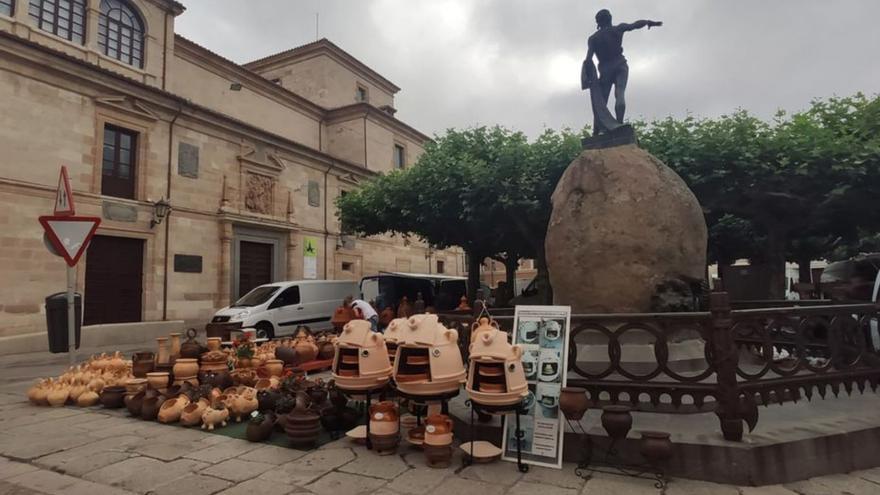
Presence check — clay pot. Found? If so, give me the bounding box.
[158,396,191,423]
[126,390,145,416]
[47,385,69,407]
[169,332,182,360]
[68,384,87,402]
[199,370,232,389]
[125,378,148,396]
[370,432,400,455]
[424,443,453,468]
[601,405,633,440]
[282,408,321,447]
[173,358,199,380]
[246,412,276,442]
[180,329,203,359]
[275,346,298,367]
[264,359,284,377]
[156,337,170,365]
[131,352,155,377]
[100,386,126,409]
[77,390,100,407]
[180,399,210,426]
[27,381,50,406]
[424,414,454,446]
[559,387,589,421]
[202,406,229,430]
[640,431,673,465]
[231,369,258,387]
[141,396,166,420]
[369,401,399,436]
[147,372,170,390]
[318,342,335,361]
[206,337,222,352]
[257,389,280,412]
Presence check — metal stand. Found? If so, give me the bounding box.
[338,385,387,450]
[567,419,666,489]
[66,265,76,367]
[464,399,529,473]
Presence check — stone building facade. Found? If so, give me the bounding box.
[0,0,464,340]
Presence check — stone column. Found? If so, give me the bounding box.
[286,231,299,280]
[85,0,101,60]
[218,221,233,308]
[12,0,31,35]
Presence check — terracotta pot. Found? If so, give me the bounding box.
[100,386,126,409]
[246,412,276,442]
[424,414,454,446]
[264,359,284,377]
[126,390,145,416]
[173,358,199,379]
[283,409,321,446]
[77,390,100,407]
[640,431,673,464]
[275,346,298,366]
[601,405,633,440]
[141,396,166,420]
[47,386,69,407]
[125,378,148,396]
[424,443,453,468]
[369,432,399,455]
[559,387,589,421]
[370,401,399,436]
[147,372,170,390]
[156,337,170,365]
[199,370,232,389]
[231,369,258,387]
[318,342,335,361]
[206,337,222,352]
[158,396,191,423]
[180,328,203,359]
[169,332,182,360]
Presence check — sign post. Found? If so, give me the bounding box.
[39,167,100,366]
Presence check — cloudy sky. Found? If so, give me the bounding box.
[176,0,880,138]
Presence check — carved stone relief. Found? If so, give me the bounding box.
[245,173,274,215]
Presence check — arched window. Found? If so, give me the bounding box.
[98,0,145,68]
[28,0,87,44]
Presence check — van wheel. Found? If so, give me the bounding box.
[255,322,275,340]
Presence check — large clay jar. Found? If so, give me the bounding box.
[640,431,673,465]
[147,372,170,390]
[169,332,182,361]
[158,396,191,423]
[77,390,100,407]
[180,329,203,359]
[47,385,69,407]
[100,386,126,409]
[206,337,222,352]
[294,340,318,363]
[424,414,453,446]
[126,390,145,416]
[246,412,276,442]
[264,359,284,377]
[173,358,199,380]
[180,399,210,427]
[131,352,155,378]
[156,337,170,365]
[275,346,298,367]
[601,406,633,441]
[559,387,589,421]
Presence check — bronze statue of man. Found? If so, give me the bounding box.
[582,9,662,136]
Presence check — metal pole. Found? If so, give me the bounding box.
[67,265,76,366]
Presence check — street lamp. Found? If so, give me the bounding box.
[150,197,172,228]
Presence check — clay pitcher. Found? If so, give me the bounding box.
[424,414,453,446]
[369,401,400,455]
[559,387,589,421]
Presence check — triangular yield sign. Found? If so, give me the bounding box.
[38,216,101,267]
[54,166,75,216]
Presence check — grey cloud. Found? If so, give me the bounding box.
[176,0,880,137]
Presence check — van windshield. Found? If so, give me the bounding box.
[232,286,280,307]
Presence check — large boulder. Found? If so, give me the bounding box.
[545,144,707,313]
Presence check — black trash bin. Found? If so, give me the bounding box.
[45,292,82,353]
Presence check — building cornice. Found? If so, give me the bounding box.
[145,0,186,16]
[0,31,377,180]
[326,103,433,145]
[174,35,325,120]
[243,38,401,95]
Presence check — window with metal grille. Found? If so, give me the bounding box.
[101,125,138,199]
[98,0,144,68]
[0,0,14,16]
[393,144,406,169]
[28,0,87,44]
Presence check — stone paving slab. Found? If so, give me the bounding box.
[257,448,356,487]
[337,451,410,479]
[150,474,233,495]
[83,457,209,494]
[305,472,387,495]
[201,459,275,482]
[214,478,302,495]
[239,445,307,465]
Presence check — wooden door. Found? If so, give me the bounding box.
[84,235,144,325]
[239,241,273,297]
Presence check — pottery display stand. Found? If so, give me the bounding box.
[566,414,668,489]
[395,389,459,434]
[464,399,529,473]
[337,384,388,450]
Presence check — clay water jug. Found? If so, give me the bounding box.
[156,337,170,365]
[424,414,453,446]
[169,333,182,361]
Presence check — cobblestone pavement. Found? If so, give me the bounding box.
[2,392,880,495]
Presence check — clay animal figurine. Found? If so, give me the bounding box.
[229,388,259,422]
[201,404,229,431]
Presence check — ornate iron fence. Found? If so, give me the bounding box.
[440,292,880,441]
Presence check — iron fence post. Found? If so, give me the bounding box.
[710,290,744,441]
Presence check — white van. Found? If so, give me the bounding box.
[210,280,358,339]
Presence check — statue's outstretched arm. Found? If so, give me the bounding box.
[619,20,663,32]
